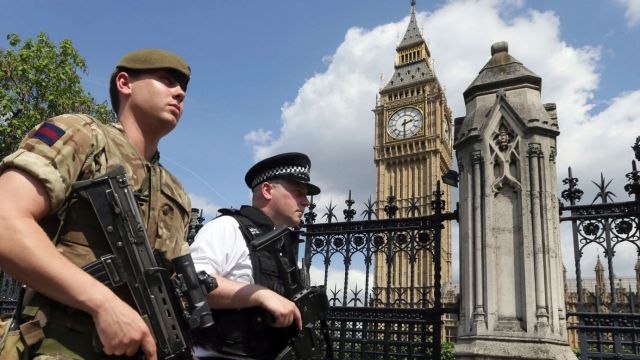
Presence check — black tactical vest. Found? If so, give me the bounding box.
[201,206,297,359]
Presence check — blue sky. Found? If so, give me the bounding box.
[3,0,640,282]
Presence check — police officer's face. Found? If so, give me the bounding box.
[127,70,186,135]
[267,179,310,227]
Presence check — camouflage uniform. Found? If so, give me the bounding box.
[0,114,191,359]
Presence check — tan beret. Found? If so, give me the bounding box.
[114,48,190,89]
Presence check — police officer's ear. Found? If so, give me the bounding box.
[259,182,277,201]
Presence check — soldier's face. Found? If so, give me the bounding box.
[128,70,186,135]
[267,179,310,227]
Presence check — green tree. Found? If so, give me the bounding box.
[0,32,115,158]
[441,341,455,360]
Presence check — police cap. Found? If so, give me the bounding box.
[245,152,321,196]
[114,48,191,90]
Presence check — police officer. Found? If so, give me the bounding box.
[190,152,321,359]
[0,49,193,359]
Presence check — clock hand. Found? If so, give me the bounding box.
[401,118,414,126]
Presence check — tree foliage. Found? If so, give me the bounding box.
[441,341,455,360]
[0,32,115,158]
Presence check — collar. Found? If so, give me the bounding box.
[110,122,161,165]
[239,205,274,233]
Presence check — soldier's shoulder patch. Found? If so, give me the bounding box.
[32,122,65,146]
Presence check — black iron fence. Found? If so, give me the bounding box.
[568,288,640,359]
[560,137,640,359]
[301,182,457,359]
[0,184,457,359]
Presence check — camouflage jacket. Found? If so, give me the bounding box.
[0,114,192,358]
[0,114,191,264]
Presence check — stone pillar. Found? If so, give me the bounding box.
[453,41,574,359]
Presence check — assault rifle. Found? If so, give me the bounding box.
[249,226,333,360]
[72,165,217,359]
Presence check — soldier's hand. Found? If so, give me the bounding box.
[91,296,157,360]
[257,290,303,331]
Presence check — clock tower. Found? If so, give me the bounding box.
[373,0,454,299]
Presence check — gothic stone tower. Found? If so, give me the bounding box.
[453,42,574,359]
[373,0,454,303]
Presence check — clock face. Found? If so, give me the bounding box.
[387,107,424,139]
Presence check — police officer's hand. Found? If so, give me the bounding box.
[91,295,157,360]
[257,289,303,331]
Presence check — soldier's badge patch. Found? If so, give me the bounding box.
[33,122,65,146]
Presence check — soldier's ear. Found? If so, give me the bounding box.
[115,72,134,96]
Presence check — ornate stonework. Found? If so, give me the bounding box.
[372,1,454,303]
[454,41,574,359]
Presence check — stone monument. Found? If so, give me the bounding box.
[453,41,575,359]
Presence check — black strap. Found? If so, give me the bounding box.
[217,211,266,285]
[221,211,261,240]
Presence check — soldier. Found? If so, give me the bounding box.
[190,152,322,359]
[0,48,192,359]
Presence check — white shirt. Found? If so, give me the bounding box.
[189,215,255,359]
[190,215,254,284]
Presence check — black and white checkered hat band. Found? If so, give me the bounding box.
[250,165,310,188]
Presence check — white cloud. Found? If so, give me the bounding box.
[424,0,600,122]
[248,21,400,205]
[250,0,640,283]
[244,128,273,145]
[248,0,602,208]
[559,90,640,191]
[308,263,374,306]
[558,90,640,280]
[616,0,640,27]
